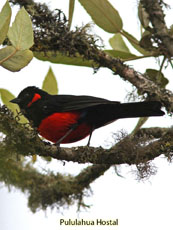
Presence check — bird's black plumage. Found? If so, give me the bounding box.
[10,86,165,144]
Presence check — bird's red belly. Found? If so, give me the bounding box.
[37,112,91,143]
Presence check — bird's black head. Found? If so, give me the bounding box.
[10,86,48,110]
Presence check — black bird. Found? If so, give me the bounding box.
[10,86,164,145]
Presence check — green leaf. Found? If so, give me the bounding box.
[0,88,28,123]
[68,0,75,29]
[34,51,96,67]
[146,69,169,88]
[138,3,149,29]
[78,0,123,33]
[42,67,58,95]
[109,34,130,53]
[0,1,11,45]
[105,49,137,60]
[0,46,33,72]
[122,30,150,55]
[35,49,138,67]
[8,7,34,50]
[0,88,16,111]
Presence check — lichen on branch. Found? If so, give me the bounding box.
[8,0,173,113]
[140,0,173,57]
[1,104,173,212]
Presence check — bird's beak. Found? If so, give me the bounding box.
[10,98,21,104]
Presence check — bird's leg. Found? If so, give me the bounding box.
[55,123,78,146]
[87,126,94,147]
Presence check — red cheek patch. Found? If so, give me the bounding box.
[27,93,41,107]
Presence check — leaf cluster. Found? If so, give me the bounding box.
[0,2,33,71]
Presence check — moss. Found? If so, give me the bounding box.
[0,105,91,212]
[9,0,101,63]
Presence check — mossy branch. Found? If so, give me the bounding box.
[0,105,110,212]
[0,144,109,212]
[141,0,173,58]
[8,0,173,113]
[1,105,172,165]
[0,104,172,211]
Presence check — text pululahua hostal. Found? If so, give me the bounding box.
[59,219,118,226]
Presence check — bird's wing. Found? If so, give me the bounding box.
[47,94,120,112]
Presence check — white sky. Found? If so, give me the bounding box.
[0,1,173,230]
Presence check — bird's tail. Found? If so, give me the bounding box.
[117,101,164,119]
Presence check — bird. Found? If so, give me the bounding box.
[10,86,164,146]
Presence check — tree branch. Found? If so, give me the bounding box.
[0,143,109,212]
[8,0,173,113]
[0,105,110,211]
[92,51,173,112]
[0,104,172,212]
[1,105,172,166]
[0,101,172,212]
[141,0,173,57]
